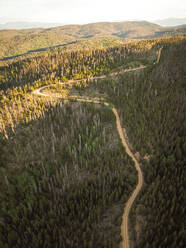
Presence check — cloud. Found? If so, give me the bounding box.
[0,0,186,23]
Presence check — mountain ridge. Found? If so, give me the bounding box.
[0,21,185,59]
[154,17,186,27]
[0,21,64,30]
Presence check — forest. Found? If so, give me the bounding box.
[76,38,186,248]
[2,37,184,90]
[0,100,138,248]
[0,36,185,247]
[0,38,161,90]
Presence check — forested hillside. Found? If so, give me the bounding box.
[0,37,147,248]
[0,100,138,248]
[0,36,185,248]
[77,38,186,248]
[1,20,186,60]
[0,21,163,59]
[0,38,160,90]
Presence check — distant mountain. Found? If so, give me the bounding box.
[154,18,186,27]
[0,22,64,30]
[0,20,185,59]
[0,21,163,59]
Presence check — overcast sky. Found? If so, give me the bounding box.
[0,0,186,24]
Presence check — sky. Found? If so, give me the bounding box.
[0,0,186,24]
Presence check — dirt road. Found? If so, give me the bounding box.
[33,47,163,248]
[33,87,143,248]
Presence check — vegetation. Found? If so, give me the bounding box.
[1,20,186,60]
[0,38,161,90]
[0,101,137,248]
[0,35,185,247]
[77,37,186,248]
[0,20,164,59]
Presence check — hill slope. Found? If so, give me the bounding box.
[1,20,186,61]
[0,21,163,59]
[0,37,185,248]
[76,38,186,248]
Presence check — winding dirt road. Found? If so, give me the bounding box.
[33,65,147,97]
[34,85,143,248]
[33,47,162,248]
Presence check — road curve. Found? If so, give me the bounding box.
[33,47,163,248]
[33,65,147,97]
[33,87,143,248]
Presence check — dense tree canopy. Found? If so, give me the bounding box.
[79,38,186,248]
[0,36,185,247]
